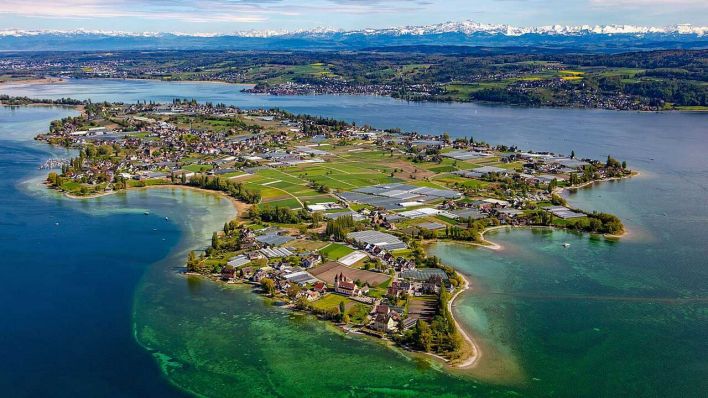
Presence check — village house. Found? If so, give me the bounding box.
[371,304,399,333]
[298,289,320,301]
[387,280,411,298]
[220,266,236,281]
[301,253,323,268]
[241,266,255,279]
[312,281,327,294]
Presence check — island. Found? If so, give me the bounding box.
[19,95,632,366]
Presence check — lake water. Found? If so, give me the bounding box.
[0,79,706,397]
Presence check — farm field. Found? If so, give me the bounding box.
[309,261,390,287]
[408,295,438,321]
[318,243,354,260]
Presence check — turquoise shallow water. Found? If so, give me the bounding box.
[0,79,706,397]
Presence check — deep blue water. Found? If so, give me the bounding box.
[0,80,706,397]
[0,107,189,397]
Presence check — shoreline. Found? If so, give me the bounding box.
[555,171,638,239]
[556,171,638,195]
[448,271,481,368]
[3,76,701,113]
[0,77,65,86]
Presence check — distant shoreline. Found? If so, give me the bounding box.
[3,76,704,113]
[0,77,65,86]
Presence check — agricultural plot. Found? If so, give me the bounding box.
[431,174,489,190]
[288,240,330,251]
[254,168,305,185]
[240,182,287,200]
[262,197,303,209]
[184,164,213,172]
[408,295,438,321]
[283,162,399,191]
[310,261,390,287]
[301,195,339,204]
[319,243,354,260]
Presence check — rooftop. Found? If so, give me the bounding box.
[347,230,407,250]
[256,233,295,247]
[400,268,449,281]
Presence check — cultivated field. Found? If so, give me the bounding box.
[309,261,390,287]
[408,295,437,321]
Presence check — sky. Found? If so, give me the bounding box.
[0,0,705,33]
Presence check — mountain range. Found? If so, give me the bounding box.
[1,20,706,52]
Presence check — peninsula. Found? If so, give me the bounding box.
[22,96,631,366]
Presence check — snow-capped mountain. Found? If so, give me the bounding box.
[2,20,705,38]
[0,20,706,51]
[336,21,706,37]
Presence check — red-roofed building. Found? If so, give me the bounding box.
[312,281,327,293]
[334,273,360,296]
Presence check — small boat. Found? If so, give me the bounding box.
[562,242,571,248]
[165,216,169,221]
[144,211,150,215]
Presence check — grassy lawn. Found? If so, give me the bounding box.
[184,164,213,172]
[347,303,372,325]
[301,195,338,204]
[319,243,354,260]
[60,181,81,192]
[127,179,170,187]
[310,293,371,324]
[241,182,286,200]
[262,197,302,209]
[675,105,708,111]
[222,171,246,178]
[310,294,371,324]
[310,294,353,311]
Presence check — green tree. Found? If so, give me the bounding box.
[186,251,197,272]
[261,278,276,296]
[211,232,221,250]
[415,320,433,352]
[339,300,346,316]
[286,284,301,299]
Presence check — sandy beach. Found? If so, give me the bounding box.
[448,271,481,368]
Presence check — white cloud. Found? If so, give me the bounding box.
[590,0,707,6]
[0,0,428,22]
[0,0,270,22]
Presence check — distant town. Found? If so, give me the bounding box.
[20,95,632,365]
[1,48,705,111]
